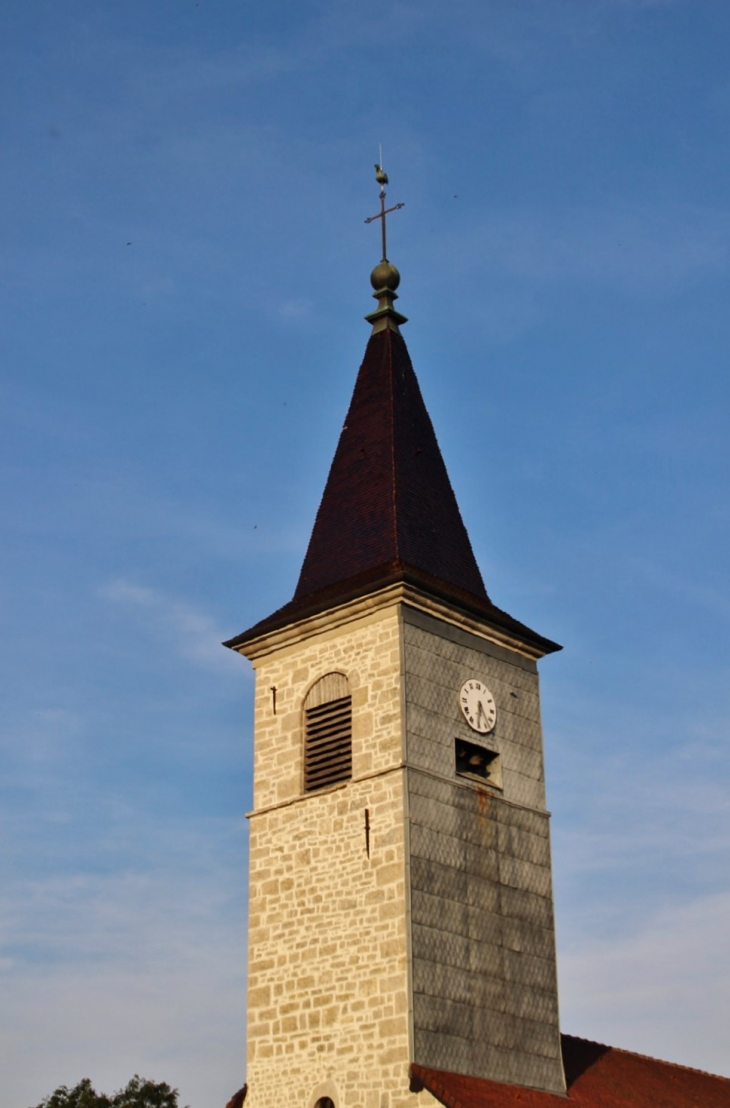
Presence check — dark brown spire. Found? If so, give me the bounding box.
[226,325,560,656]
[294,327,487,602]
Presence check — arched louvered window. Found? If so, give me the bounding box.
[303,672,352,792]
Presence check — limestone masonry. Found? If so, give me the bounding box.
[238,586,564,1108]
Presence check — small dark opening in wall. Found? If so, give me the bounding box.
[315,1099,335,1108]
[455,738,502,788]
[304,695,352,792]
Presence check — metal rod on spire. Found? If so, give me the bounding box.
[364,160,408,334]
[365,160,404,262]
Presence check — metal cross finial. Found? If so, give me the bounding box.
[365,159,404,262]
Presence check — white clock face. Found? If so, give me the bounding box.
[459,679,497,733]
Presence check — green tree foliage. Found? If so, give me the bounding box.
[31,1075,186,1108]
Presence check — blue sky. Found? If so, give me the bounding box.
[1,1,729,1105]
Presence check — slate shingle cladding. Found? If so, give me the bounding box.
[412,1034,730,1108]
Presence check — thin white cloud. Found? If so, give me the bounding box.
[628,555,730,620]
[559,889,730,1077]
[460,202,730,295]
[0,707,85,766]
[276,298,315,321]
[0,847,247,1108]
[551,723,730,883]
[100,580,243,672]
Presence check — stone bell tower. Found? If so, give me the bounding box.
[225,174,565,1108]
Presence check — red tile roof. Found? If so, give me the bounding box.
[226,328,560,654]
[224,1086,247,1108]
[411,1034,730,1108]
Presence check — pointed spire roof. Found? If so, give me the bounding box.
[226,172,559,655]
[227,317,559,656]
[293,326,487,602]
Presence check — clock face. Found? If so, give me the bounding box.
[459,679,497,733]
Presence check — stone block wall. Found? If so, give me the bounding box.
[242,599,564,1104]
[250,605,403,812]
[247,773,428,1108]
[245,603,437,1108]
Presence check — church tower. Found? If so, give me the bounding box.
[226,173,566,1108]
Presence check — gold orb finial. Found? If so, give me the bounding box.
[370,260,400,292]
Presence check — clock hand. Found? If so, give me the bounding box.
[477,700,489,729]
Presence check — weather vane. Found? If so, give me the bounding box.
[364,149,404,262]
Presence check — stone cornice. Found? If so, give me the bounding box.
[234,581,551,664]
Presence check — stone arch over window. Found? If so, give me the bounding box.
[303,672,352,792]
[307,1081,339,1108]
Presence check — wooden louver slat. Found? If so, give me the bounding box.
[304,694,352,791]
